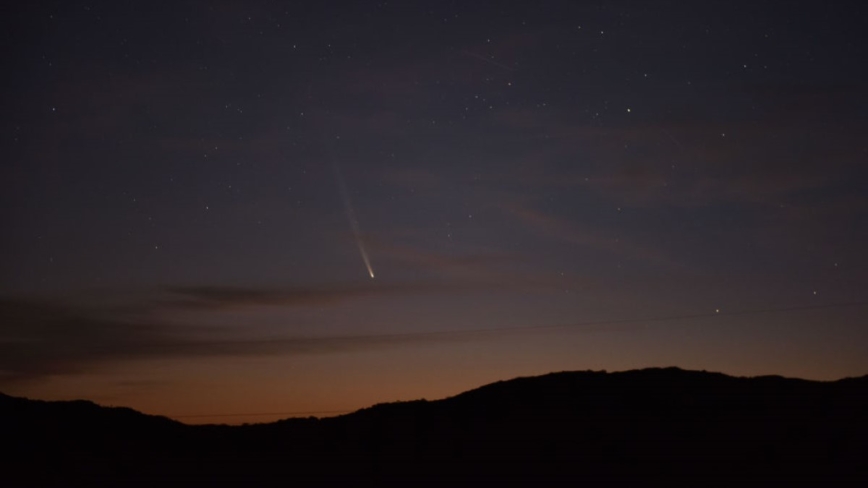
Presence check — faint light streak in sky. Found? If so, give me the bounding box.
[460,49,515,72]
[331,158,375,279]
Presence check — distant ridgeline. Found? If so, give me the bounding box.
[2,367,867,486]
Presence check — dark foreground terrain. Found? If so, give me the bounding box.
[3,367,867,486]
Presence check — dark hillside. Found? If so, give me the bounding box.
[3,368,867,486]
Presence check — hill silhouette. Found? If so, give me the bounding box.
[3,367,867,486]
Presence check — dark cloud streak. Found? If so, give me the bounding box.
[0,279,505,384]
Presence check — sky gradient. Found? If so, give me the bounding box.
[2,0,867,424]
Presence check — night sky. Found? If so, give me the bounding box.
[3,1,867,424]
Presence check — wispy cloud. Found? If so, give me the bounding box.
[500,201,683,269]
[0,279,508,385]
[488,82,868,211]
[161,281,473,310]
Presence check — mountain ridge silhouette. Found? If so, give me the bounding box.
[3,367,867,486]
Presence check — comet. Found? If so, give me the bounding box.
[331,158,375,279]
